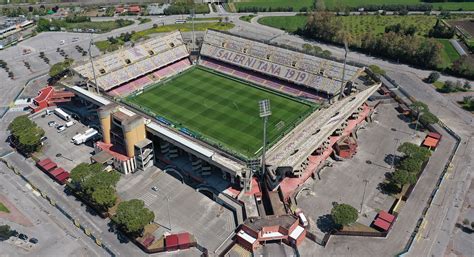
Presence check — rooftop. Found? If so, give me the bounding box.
[244,215,297,232]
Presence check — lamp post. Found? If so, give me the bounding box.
[88,34,100,94]
[338,40,349,101]
[259,99,271,177]
[392,138,400,170]
[359,179,368,213]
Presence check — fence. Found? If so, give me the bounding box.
[0,158,116,257]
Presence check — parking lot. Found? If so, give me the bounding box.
[32,108,95,171]
[117,167,236,253]
[296,103,428,236]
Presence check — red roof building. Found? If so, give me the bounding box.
[236,215,306,252]
[164,232,192,251]
[423,132,441,149]
[30,86,74,113]
[128,5,141,13]
[165,234,179,251]
[37,159,58,173]
[373,218,391,231]
[115,6,125,13]
[36,158,53,167]
[378,211,395,223]
[55,172,70,184]
[50,167,66,177]
[428,132,441,140]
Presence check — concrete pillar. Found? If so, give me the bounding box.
[98,105,114,144]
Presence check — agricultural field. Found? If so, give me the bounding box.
[233,0,474,11]
[449,19,474,49]
[259,15,437,38]
[258,15,460,68]
[126,67,314,158]
[234,0,313,11]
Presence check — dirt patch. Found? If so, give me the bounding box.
[0,195,33,227]
[449,19,474,37]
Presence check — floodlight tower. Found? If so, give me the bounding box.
[338,40,349,101]
[88,34,100,95]
[259,99,272,177]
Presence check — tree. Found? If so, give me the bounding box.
[391,170,417,188]
[0,225,15,240]
[331,203,358,228]
[399,157,423,174]
[91,186,117,210]
[70,163,93,188]
[410,101,429,113]
[8,115,44,155]
[426,72,440,83]
[463,81,471,90]
[49,59,73,78]
[82,171,120,194]
[462,218,469,225]
[419,111,439,125]
[114,199,155,235]
[397,142,431,162]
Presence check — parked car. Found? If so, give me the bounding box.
[40,136,48,142]
[57,125,66,132]
[151,186,158,191]
[29,238,38,244]
[18,233,28,240]
[48,121,55,127]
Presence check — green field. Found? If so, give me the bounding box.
[437,39,461,68]
[234,0,474,11]
[126,67,314,158]
[259,15,437,38]
[259,16,307,32]
[0,202,9,213]
[235,0,313,11]
[239,15,256,22]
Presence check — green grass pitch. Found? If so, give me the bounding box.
[126,67,314,158]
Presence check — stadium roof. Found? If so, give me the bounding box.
[200,30,363,96]
[266,84,381,170]
[72,31,189,91]
[70,86,111,106]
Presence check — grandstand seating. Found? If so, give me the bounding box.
[109,58,191,97]
[200,58,322,102]
[200,30,362,96]
[73,31,189,92]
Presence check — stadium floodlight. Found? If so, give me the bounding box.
[88,34,100,95]
[259,99,271,178]
[338,39,349,101]
[259,99,272,117]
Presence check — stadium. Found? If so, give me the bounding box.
[68,29,380,228]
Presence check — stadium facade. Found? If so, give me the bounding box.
[68,30,380,207]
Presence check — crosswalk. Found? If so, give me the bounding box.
[139,192,157,207]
